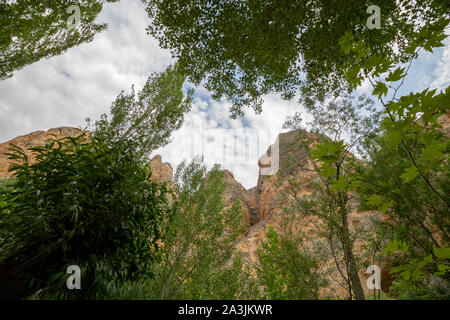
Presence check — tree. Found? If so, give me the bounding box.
[338,16,450,299]
[109,160,259,299]
[357,134,449,259]
[380,240,450,299]
[339,17,450,210]
[89,64,193,157]
[282,94,381,300]
[0,134,170,300]
[145,0,449,117]
[0,0,120,80]
[257,226,328,299]
[0,65,192,300]
[353,111,450,298]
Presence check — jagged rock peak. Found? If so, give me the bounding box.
[149,154,173,183]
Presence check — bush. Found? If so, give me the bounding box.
[257,226,328,299]
[0,134,170,299]
[106,160,260,299]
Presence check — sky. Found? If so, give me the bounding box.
[0,0,449,189]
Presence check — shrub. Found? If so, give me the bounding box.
[0,134,170,299]
[257,226,328,300]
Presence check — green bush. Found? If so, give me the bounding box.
[257,226,328,299]
[0,134,170,299]
[107,160,260,300]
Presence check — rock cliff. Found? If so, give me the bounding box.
[0,127,85,178]
[2,114,448,297]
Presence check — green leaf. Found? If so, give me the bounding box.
[385,130,402,148]
[423,254,433,264]
[319,163,335,178]
[330,176,347,192]
[348,180,361,191]
[434,264,450,276]
[367,194,382,207]
[422,141,445,162]
[365,54,383,70]
[345,66,363,89]
[390,264,408,274]
[310,140,345,163]
[400,167,419,183]
[338,32,355,54]
[48,272,64,283]
[380,200,393,214]
[373,81,388,98]
[433,247,450,259]
[386,67,405,82]
[374,60,394,77]
[382,239,409,255]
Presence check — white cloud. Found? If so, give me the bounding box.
[0,0,172,142]
[152,93,302,189]
[429,35,450,90]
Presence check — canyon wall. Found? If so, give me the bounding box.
[2,113,448,297]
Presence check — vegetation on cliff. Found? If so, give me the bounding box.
[0,0,449,300]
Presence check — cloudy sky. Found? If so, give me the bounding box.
[0,0,449,188]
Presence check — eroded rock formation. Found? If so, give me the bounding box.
[0,127,382,267]
[0,127,85,178]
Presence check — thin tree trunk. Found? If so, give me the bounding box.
[340,209,365,300]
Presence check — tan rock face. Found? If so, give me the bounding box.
[220,169,257,228]
[236,130,323,264]
[0,127,176,182]
[0,127,85,178]
[9,122,449,297]
[148,155,173,183]
[0,127,176,184]
[231,130,385,298]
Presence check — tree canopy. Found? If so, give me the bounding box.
[145,0,449,117]
[0,0,120,80]
[90,64,193,157]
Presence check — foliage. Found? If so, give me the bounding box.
[381,240,450,299]
[89,64,193,157]
[257,226,328,299]
[0,134,170,300]
[357,133,449,261]
[0,178,14,230]
[145,0,449,117]
[0,0,120,80]
[339,14,450,299]
[282,94,381,300]
[0,64,193,299]
[108,160,259,300]
[340,16,450,208]
[1,0,449,301]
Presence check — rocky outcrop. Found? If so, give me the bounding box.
[3,118,448,297]
[233,130,384,298]
[220,170,258,229]
[0,127,86,178]
[148,154,173,183]
[234,130,382,265]
[0,127,176,184]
